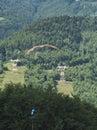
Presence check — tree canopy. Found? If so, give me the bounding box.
[0,83,97,130]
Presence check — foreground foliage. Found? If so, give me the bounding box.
[0,83,97,130]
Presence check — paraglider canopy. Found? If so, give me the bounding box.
[25,44,60,56]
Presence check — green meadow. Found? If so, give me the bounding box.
[0,62,73,96]
[0,63,27,89]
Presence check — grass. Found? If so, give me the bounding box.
[0,75,4,87]
[0,62,73,96]
[0,62,27,89]
[57,80,73,97]
[45,69,73,96]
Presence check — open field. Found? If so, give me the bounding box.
[0,63,73,96]
[57,81,73,97]
[0,63,27,89]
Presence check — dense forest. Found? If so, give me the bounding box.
[0,83,97,130]
[0,0,97,39]
[0,15,97,107]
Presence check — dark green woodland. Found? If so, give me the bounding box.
[0,83,97,130]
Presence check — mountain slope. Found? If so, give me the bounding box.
[1,15,97,106]
[0,0,97,40]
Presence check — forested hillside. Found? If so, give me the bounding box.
[0,0,97,39]
[1,15,97,106]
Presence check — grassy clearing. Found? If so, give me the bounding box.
[57,81,73,97]
[0,62,27,89]
[0,63,73,96]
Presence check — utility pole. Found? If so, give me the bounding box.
[57,65,68,81]
[10,59,20,72]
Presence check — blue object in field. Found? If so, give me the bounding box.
[31,108,35,116]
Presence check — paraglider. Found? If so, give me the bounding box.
[25,44,60,56]
[31,108,35,116]
[30,108,35,130]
